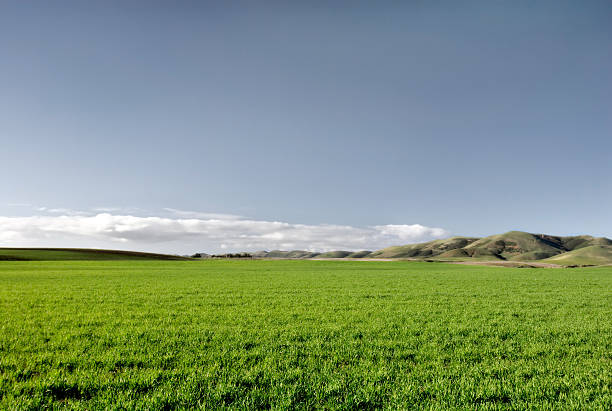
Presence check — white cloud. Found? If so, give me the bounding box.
[373,224,449,241]
[0,212,450,254]
[38,207,91,216]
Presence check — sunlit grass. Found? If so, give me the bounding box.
[1,260,610,409]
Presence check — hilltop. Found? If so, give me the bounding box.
[252,231,612,266]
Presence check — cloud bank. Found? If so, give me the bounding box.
[0,211,449,254]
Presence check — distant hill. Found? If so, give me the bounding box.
[5,232,610,265]
[252,231,612,266]
[0,248,191,261]
[347,250,373,258]
[316,251,353,258]
[368,237,478,258]
[462,231,611,261]
[252,250,374,259]
[252,250,322,259]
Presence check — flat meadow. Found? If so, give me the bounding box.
[0,260,610,409]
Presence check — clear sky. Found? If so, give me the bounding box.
[1,1,611,253]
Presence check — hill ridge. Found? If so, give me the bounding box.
[251,231,612,266]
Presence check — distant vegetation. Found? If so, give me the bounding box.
[192,253,254,259]
[209,252,253,259]
[252,231,612,266]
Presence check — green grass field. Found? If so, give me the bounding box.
[0,248,189,261]
[1,260,610,409]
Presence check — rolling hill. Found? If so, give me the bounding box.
[542,245,612,266]
[252,231,612,266]
[316,251,354,258]
[0,248,190,261]
[252,250,322,259]
[368,237,479,258]
[3,232,610,266]
[252,250,375,259]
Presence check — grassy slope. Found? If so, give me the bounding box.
[542,245,612,266]
[253,250,321,258]
[250,233,612,265]
[0,248,189,261]
[366,232,612,265]
[315,251,353,258]
[368,237,479,258]
[347,250,373,258]
[1,260,610,409]
[463,232,612,264]
[558,235,612,251]
[463,231,562,260]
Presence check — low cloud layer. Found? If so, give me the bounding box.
[0,211,449,254]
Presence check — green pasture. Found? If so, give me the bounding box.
[0,248,188,261]
[0,260,610,409]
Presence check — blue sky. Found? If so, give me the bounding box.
[1,1,611,253]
